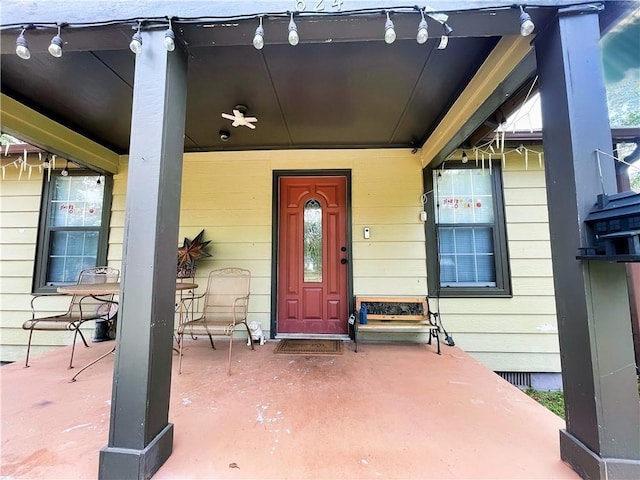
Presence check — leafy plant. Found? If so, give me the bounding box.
[525,388,565,418]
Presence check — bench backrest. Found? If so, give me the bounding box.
[355,296,431,321]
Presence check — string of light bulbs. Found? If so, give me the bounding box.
[6,4,538,58]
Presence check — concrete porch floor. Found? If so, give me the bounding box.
[1,338,577,479]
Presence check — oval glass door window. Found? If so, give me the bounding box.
[303,199,322,282]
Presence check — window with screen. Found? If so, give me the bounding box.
[425,164,511,297]
[33,170,112,293]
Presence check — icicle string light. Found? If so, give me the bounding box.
[0,147,62,182]
[461,144,545,172]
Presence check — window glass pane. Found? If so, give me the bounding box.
[456,256,476,283]
[473,195,494,223]
[437,226,497,286]
[453,198,476,223]
[46,231,99,285]
[50,175,104,227]
[50,231,69,255]
[51,176,72,201]
[46,257,66,283]
[438,228,454,254]
[435,171,454,195]
[303,199,322,283]
[474,227,494,253]
[434,169,494,224]
[46,256,83,284]
[439,255,457,283]
[476,255,496,283]
[454,228,474,254]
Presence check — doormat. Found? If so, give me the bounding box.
[274,339,343,355]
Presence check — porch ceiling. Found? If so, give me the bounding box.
[0,1,630,159]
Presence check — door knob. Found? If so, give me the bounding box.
[340,258,348,264]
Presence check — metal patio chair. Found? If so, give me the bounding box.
[22,266,120,368]
[176,268,254,375]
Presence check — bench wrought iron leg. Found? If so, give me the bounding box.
[355,326,359,353]
[24,329,34,367]
[428,328,441,355]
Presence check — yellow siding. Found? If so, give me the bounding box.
[0,172,45,362]
[1,147,558,374]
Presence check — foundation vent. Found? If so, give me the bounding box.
[496,371,532,388]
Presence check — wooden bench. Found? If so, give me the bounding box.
[354,296,441,354]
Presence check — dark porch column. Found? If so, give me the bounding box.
[534,7,640,480]
[99,29,188,480]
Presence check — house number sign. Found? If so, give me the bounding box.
[295,0,344,12]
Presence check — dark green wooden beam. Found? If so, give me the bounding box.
[535,6,640,479]
[98,29,188,480]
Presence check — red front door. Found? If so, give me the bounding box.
[277,176,348,335]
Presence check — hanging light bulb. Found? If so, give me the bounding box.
[519,6,535,36]
[253,17,265,50]
[164,19,175,52]
[61,161,69,177]
[48,25,64,57]
[129,22,143,54]
[416,10,428,44]
[15,28,30,60]
[461,150,469,163]
[384,11,396,45]
[43,154,50,168]
[96,175,102,185]
[288,13,299,46]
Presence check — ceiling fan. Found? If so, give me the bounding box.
[221,104,258,129]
